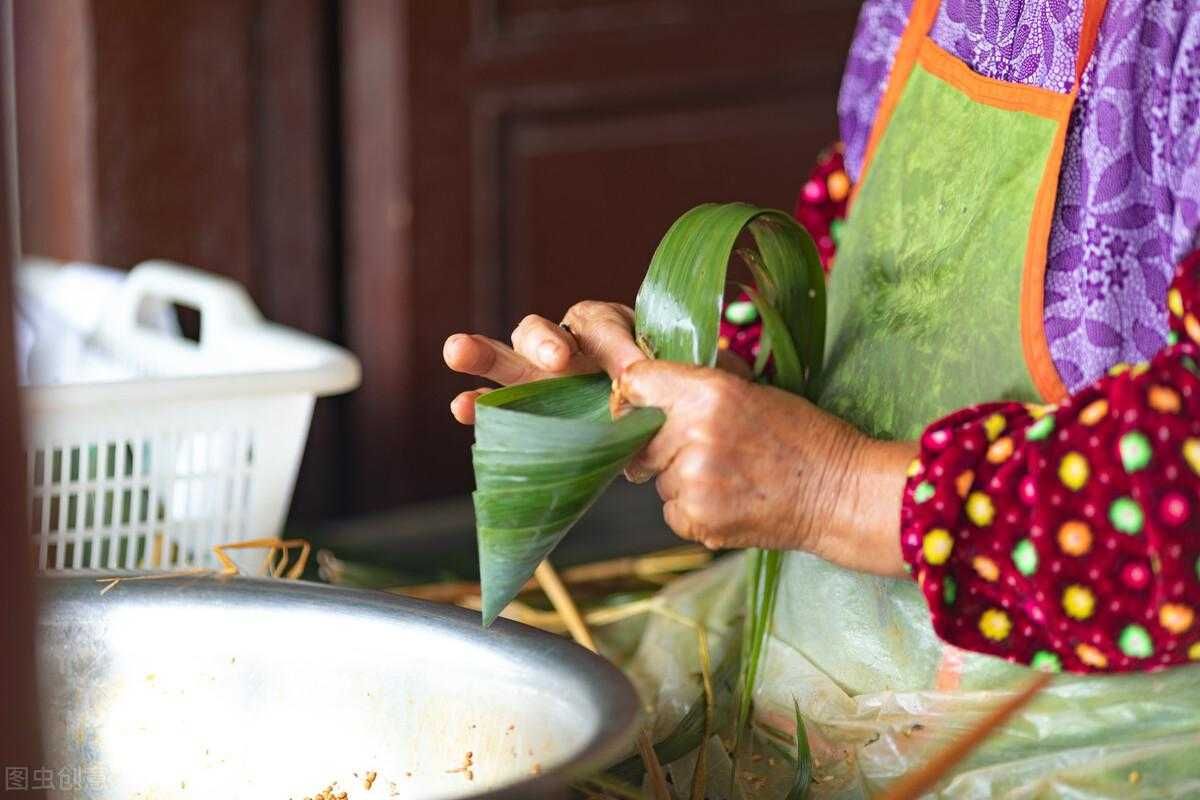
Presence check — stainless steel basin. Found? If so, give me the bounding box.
[37,575,640,799]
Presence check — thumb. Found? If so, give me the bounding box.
[617,360,707,412]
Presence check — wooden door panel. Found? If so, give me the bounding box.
[498,91,836,324]
[91,0,257,287]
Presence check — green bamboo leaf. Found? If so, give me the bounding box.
[741,284,805,395]
[475,374,663,452]
[735,250,777,379]
[732,547,764,773]
[730,549,785,790]
[748,216,825,382]
[635,203,766,365]
[473,374,664,623]
[475,472,616,529]
[736,248,778,305]
[472,447,633,479]
[730,262,810,776]
[784,699,813,800]
[606,644,740,785]
[472,203,824,627]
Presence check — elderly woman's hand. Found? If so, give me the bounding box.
[618,361,914,577]
[446,302,912,576]
[444,300,750,423]
[443,301,645,424]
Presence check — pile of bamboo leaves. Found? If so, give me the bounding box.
[470,202,826,791]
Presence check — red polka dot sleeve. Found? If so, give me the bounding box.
[792,143,848,272]
[902,251,1200,674]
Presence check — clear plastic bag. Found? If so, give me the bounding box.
[618,553,1200,798]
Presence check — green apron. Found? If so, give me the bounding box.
[791,0,1083,695]
[625,0,1200,796]
[768,0,1200,793]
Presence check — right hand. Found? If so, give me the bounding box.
[443,301,646,425]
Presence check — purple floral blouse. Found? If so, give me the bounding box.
[839,0,1200,390]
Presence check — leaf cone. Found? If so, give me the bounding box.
[472,203,825,625]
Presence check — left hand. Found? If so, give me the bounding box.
[617,360,914,576]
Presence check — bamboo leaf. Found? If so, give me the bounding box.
[606,644,740,785]
[472,203,824,629]
[733,548,764,761]
[748,215,825,383]
[784,699,813,800]
[730,549,785,792]
[729,249,812,779]
[474,374,663,452]
[741,552,783,727]
[635,203,767,365]
[741,285,805,395]
[472,447,634,486]
[473,374,663,624]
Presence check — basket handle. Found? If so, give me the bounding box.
[97,260,262,348]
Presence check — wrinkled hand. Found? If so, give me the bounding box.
[443,301,645,424]
[444,300,750,424]
[618,361,913,576]
[444,301,911,575]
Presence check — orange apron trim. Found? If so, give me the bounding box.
[851,0,1109,404]
[1022,97,1075,402]
[915,41,1073,119]
[1075,0,1110,86]
[851,0,939,199]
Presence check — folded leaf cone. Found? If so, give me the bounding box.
[472,203,825,625]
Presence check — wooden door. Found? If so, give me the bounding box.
[341,0,861,510]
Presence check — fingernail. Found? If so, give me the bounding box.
[609,380,628,420]
[615,372,636,404]
[538,341,561,367]
[626,470,650,485]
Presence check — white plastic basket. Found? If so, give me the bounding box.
[19,259,361,573]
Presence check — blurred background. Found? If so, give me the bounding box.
[11,0,860,569]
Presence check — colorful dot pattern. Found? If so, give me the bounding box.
[792,145,849,272]
[718,290,765,367]
[900,251,1200,674]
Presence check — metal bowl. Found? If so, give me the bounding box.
[37,575,640,799]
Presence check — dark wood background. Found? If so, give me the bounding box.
[12,0,860,524]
